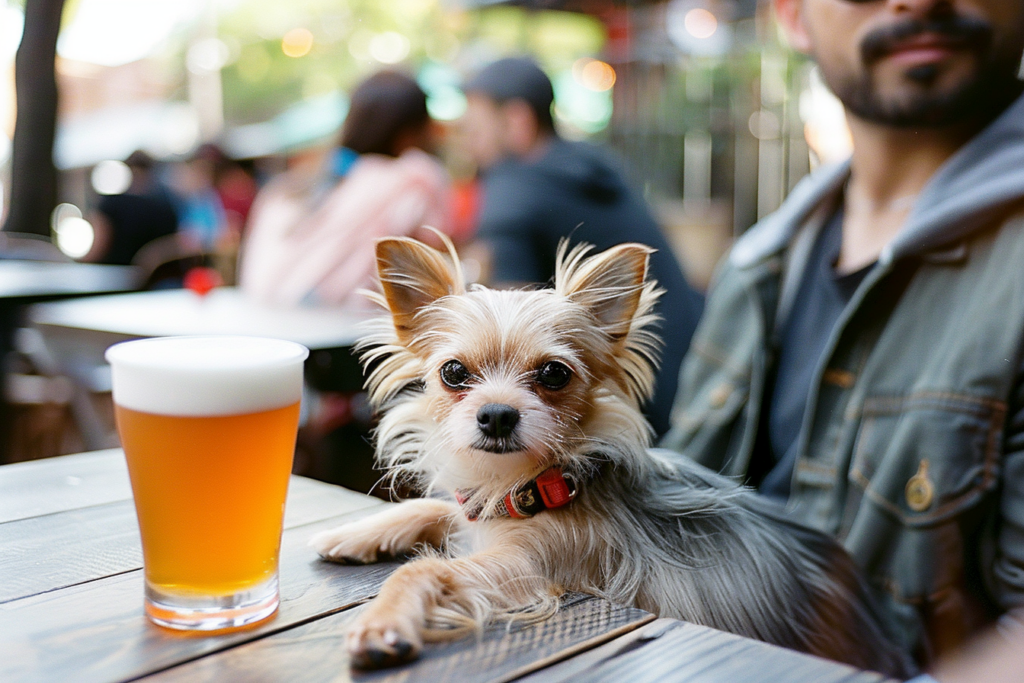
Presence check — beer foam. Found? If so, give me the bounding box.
[106,336,309,416]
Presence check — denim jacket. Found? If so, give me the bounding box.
[660,95,1024,664]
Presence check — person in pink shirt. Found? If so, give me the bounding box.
[240,71,453,307]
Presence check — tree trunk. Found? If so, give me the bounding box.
[3,0,65,236]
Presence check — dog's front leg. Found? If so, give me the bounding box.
[346,550,551,668]
[309,498,458,563]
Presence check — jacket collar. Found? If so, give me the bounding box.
[887,91,1024,262]
[729,160,850,270]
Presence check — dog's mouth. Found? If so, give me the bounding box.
[471,435,527,454]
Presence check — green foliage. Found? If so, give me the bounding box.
[217,0,449,125]
[214,0,606,128]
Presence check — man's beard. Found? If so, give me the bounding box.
[819,14,1024,128]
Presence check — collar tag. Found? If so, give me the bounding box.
[456,466,578,521]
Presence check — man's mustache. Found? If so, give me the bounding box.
[861,15,993,65]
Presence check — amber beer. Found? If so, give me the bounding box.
[107,336,308,631]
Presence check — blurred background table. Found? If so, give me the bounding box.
[0,260,141,463]
[18,288,377,485]
[0,450,896,683]
[0,260,140,301]
[28,285,370,349]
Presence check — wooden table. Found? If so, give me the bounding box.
[0,451,897,683]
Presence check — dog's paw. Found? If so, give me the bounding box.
[308,524,382,564]
[346,613,421,669]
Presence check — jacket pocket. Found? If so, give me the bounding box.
[849,392,1004,528]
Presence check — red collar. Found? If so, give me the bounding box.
[455,467,578,521]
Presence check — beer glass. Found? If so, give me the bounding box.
[106,336,308,631]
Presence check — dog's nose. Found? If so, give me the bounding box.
[476,403,520,439]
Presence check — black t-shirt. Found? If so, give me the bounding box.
[754,207,872,500]
[97,192,178,266]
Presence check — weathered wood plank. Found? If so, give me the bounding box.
[0,477,381,604]
[142,593,653,683]
[517,619,897,683]
[0,506,398,683]
[281,477,383,530]
[0,451,377,527]
[0,450,129,523]
[1,500,140,604]
[515,618,679,683]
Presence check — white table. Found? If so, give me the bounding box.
[25,288,376,451]
[0,261,142,461]
[29,286,372,349]
[0,261,140,300]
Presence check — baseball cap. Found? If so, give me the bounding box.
[463,57,555,123]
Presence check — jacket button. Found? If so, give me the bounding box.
[709,383,731,409]
[905,459,935,512]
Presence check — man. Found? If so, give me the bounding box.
[85,151,178,265]
[660,0,1024,666]
[461,57,705,437]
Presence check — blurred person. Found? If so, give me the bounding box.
[169,144,230,253]
[213,157,258,239]
[659,0,1024,668]
[239,71,453,307]
[193,146,259,285]
[84,151,178,265]
[460,57,705,437]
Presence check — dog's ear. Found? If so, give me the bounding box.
[376,237,461,343]
[556,242,653,342]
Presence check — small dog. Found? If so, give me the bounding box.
[310,237,911,676]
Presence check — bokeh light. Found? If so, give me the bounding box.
[369,32,410,64]
[748,110,781,141]
[684,8,718,39]
[51,203,82,231]
[573,58,616,92]
[419,62,467,121]
[56,0,203,67]
[54,215,95,259]
[800,67,853,163]
[554,69,613,134]
[91,160,133,195]
[187,38,230,74]
[282,28,314,58]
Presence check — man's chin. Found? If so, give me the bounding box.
[838,67,1022,129]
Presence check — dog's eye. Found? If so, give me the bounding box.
[536,361,572,390]
[440,360,471,389]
